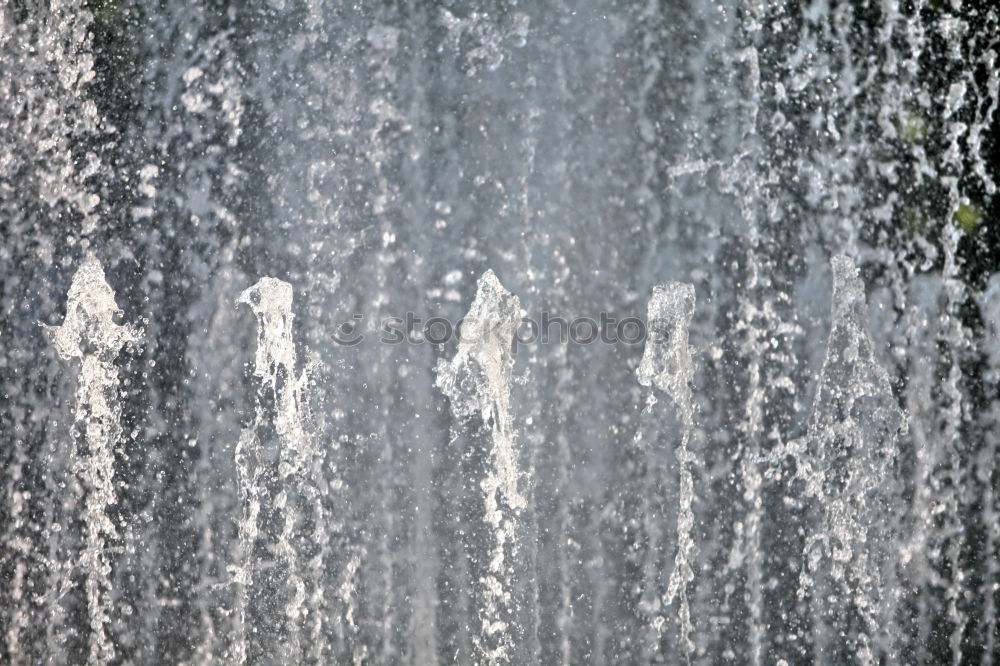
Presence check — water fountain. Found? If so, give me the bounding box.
[1,1,998,664]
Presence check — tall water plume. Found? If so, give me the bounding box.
[436,270,526,666]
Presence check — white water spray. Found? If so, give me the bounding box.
[637,281,698,658]
[44,255,140,664]
[768,255,904,663]
[436,270,526,666]
[232,277,327,664]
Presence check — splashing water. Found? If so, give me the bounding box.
[233,277,328,664]
[1,1,999,664]
[42,256,140,663]
[436,270,526,666]
[767,256,904,664]
[637,281,698,659]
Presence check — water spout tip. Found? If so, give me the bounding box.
[237,277,294,314]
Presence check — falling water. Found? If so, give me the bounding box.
[1,1,999,665]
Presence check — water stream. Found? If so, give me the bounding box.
[1,1,999,664]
